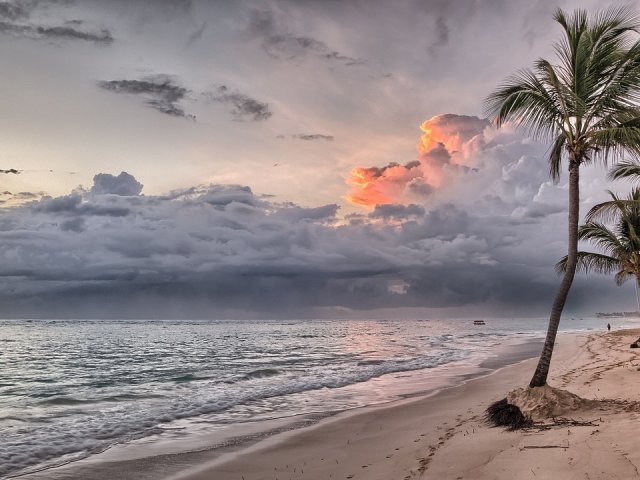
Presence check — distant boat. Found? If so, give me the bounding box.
[473,320,486,326]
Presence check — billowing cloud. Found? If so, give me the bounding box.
[90,172,143,196]
[346,114,491,207]
[98,76,193,119]
[204,86,272,121]
[0,150,621,319]
[369,203,425,221]
[347,160,424,206]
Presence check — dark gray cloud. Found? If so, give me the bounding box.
[278,134,334,141]
[369,203,425,220]
[33,194,131,217]
[185,21,206,46]
[427,16,449,55]
[263,34,364,66]
[293,134,334,141]
[205,85,272,121]
[407,179,434,197]
[98,76,270,122]
[60,216,86,233]
[198,185,261,207]
[35,25,113,43]
[0,1,114,44]
[0,1,27,20]
[98,76,194,119]
[91,172,143,196]
[247,9,364,67]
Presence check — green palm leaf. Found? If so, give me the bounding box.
[556,251,620,275]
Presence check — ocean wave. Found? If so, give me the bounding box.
[1,348,470,478]
[37,393,167,406]
[243,368,281,379]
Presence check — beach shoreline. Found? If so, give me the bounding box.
[16,332,546,480]
[174,328,640,480]
[20,327,640,480]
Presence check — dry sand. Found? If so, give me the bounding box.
[168,329,640,480]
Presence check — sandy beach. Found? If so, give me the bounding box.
[20,328,640,480]
[171,329,640,480]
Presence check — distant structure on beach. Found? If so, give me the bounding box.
[596,312,640,318]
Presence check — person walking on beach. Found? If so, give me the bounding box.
[608,323,611,332]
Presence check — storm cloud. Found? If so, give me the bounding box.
[0,151,626,319]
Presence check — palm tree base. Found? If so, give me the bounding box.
[487,385,600,430]
[485,398,533,430]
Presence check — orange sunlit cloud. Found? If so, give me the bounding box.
[346,162,422,207]
[346,114,490,208]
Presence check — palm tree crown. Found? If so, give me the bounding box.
[557,188,640,310]
[484,7,640,388]
[485,7,640,175]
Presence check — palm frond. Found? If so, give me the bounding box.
[615,269,632,285]
[577,222,624,255]
[483,68,565,140]
[548,134,567,182]
[556,251,620,275]
[588,125,640,166]
[609,160,640,180]
[585,188,640,223]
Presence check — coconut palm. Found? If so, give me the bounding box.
[557,187,640,311]
[484,7,640,388]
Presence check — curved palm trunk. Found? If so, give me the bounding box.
[529,157,580,388]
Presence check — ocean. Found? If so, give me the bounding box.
[0,316,629,478]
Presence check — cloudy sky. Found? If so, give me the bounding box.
[0,0,637,319]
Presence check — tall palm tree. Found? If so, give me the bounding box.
[557,187,640,311]
[484,7,640,388]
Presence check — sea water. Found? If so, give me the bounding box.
[0,316,628,478]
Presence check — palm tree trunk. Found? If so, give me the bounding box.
[529,156,580,388]
[636,279,640,312]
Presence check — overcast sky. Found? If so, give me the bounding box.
[1,0,637,319]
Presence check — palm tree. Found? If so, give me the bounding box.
[484,7,640,388]
[557,187,640,311]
